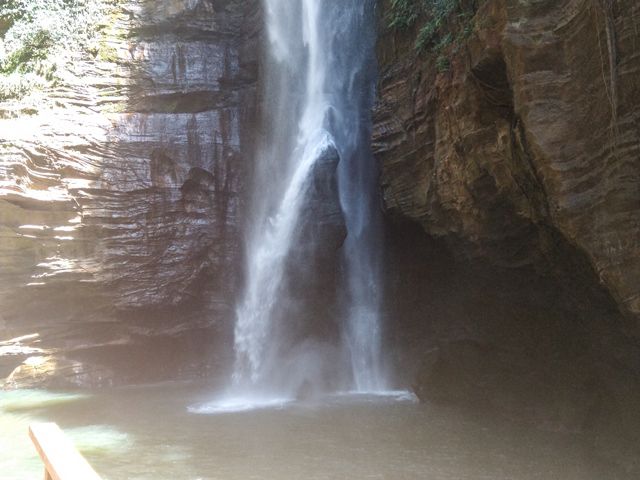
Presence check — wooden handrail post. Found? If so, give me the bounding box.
[29,423,102,480]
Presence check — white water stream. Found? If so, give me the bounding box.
[230,0,385,402]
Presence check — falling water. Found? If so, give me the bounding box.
[232,0,384,398]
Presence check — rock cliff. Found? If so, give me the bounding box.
[0,0,260,384]
[374,0,640,470]
[2,3,640,470]
[375,0,640,320]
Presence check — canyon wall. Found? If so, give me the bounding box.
[0,0,260,386]
[2,2,640,470]
[375,0,640,322]
[374,0,640,470]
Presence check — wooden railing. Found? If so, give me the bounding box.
[29,423,102,480]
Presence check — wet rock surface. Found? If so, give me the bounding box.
[0,0,260,381]
[283,146,347,345]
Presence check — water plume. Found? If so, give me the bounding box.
[231,0,385,401]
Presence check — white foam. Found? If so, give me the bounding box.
[329,390,419,403]
[188,396,294,415]
[188,390,418,415]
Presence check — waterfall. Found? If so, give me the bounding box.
[232,0,384,398]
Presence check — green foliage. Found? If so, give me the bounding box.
[387,0,421,30]
[387,0,484,68]
[0,29,53,74]
[436,55,450,72]
[415,0,461,53]
[0,0,107,100]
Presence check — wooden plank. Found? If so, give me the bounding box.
[29,423,102,480]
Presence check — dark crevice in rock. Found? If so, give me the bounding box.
[471,53,513,117]
[130,91,240,114]
[131,26,241,42]
[509,116,552,221]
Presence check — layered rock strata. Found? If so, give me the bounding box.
[0,0,260,386]
[375,0,640,322]
[374,0,640,470]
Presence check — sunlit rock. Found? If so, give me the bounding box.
[3,355,113,389]
[0,0,260,383]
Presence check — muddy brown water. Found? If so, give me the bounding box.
[0,382,629,480]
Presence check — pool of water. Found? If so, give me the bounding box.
[0,382,627,480]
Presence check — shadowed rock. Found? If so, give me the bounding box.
[375,0,640,471]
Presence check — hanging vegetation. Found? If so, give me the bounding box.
[386,0,485,71]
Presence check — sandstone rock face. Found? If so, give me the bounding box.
[0,0,260,381]
[375,0,640,323]
[375,0,640,469]
[3,355,114,390]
